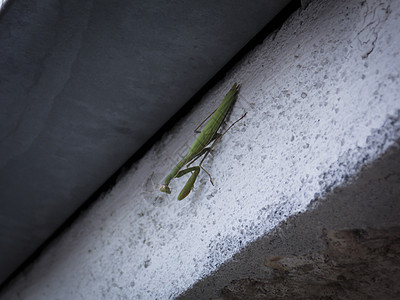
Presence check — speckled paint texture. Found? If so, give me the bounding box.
[1,0,400,299]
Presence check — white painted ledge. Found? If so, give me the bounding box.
[1,0,400,299]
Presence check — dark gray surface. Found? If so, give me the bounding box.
[0,0,291,285]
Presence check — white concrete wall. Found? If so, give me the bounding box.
[1,0,400,299]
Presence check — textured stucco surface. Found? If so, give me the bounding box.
[1,0,400,299]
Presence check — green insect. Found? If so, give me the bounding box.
[160,82,246,200]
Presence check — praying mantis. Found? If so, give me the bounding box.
[160,82,246,200]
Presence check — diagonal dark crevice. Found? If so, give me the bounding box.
[178,138,400,299]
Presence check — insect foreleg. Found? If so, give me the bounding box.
[176,166,201,178]
[177,166,201,200]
